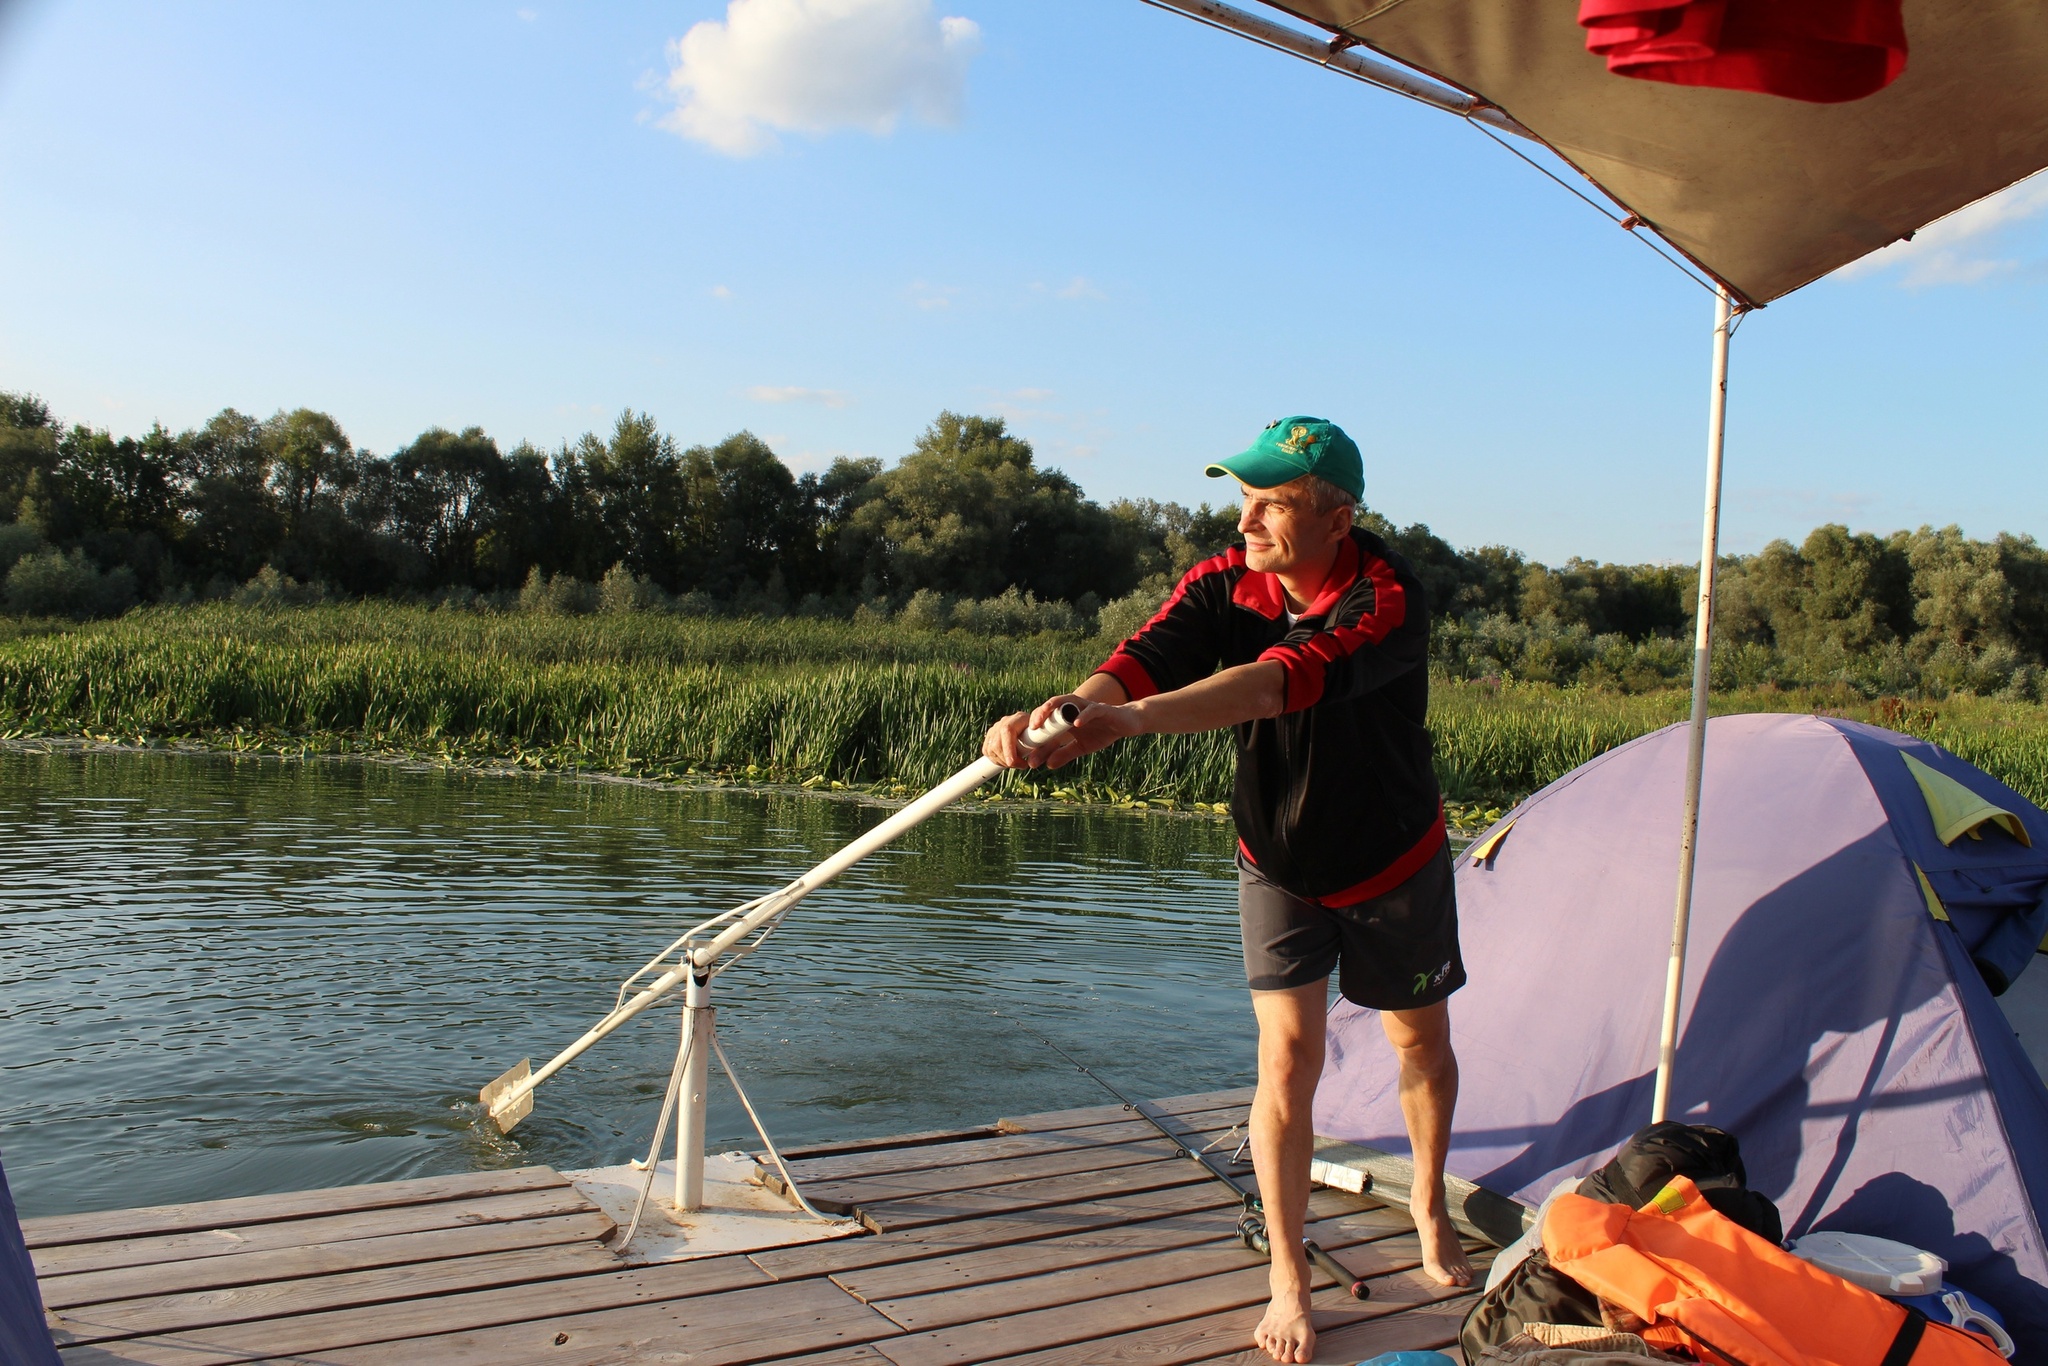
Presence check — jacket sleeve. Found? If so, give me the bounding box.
[1094,556,1232,700]
[1256,550,1428,713]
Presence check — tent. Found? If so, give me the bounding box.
[1313,714,2048,1359]
[0,1154,59,1366]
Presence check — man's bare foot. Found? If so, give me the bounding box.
[1413,1200,1474,1287]
[1254,1281,1317,1364]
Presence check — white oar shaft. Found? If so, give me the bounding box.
[486,705,1076,1122]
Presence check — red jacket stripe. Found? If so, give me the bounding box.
[1095,549,1242,700]
[1257,549,1407,711]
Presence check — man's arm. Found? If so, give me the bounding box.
[983,661,1284,770]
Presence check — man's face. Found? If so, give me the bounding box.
[1238,480,1351,577]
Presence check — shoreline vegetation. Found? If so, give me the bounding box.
[7,390,2048,823]
[4,605,2046,830]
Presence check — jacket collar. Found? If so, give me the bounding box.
[1231,532,1362,621]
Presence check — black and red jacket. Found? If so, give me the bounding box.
[1094,527,1443,905]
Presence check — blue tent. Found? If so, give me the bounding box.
[0,1152,59,1366]
[1316,714,2048,1360]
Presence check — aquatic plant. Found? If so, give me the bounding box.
[2,605,2045,817]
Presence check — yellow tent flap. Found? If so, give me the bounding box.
[1914,864,1951,923]
[1468,819,1515,865]
[1902,752,2031,848]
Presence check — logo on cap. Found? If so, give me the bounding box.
[1275,424,1316,457]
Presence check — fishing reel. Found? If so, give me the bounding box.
[1236,1194,1371,1300]
[1237,1195,1271,1256]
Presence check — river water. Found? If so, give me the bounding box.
[0,748,1255,1219]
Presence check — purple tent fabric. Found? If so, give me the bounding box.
[1315,714,2048,1360]
[0,1152,59,1366]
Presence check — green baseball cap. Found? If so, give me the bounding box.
[1205,416,1363,502]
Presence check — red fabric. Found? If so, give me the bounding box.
[1093,549,1240,699]
[1256,539,1407,713]
[1094,650,1159,702]
[1315,803,1445,908]
[1578,0,1906,104]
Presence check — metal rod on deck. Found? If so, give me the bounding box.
[1651,284,1735,1124]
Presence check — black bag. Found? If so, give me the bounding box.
[1459,1123,1783,1360]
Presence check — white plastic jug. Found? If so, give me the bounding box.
[1788,1231,1947,1296]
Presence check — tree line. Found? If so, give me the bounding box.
[3,390,2045,698]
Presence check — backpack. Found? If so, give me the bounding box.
[1461,1123,1783,1360]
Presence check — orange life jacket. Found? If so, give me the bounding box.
[1542,1176,2005,1366]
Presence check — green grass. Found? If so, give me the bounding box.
[3,604,2045,822]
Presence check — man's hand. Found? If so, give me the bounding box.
[982,694,1144,770]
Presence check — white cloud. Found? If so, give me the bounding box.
[661,0,981,157]
[1840,173,2048,287]
[709,284,733,299]
[1055,276,1105,300]
[745,384,852,408]
[908,279,958,310]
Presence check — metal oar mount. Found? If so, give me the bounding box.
[480,703,1080,1215]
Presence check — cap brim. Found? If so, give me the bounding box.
[1205,450,1307,490]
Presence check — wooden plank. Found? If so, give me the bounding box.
[795,1138,1182,1211]
[782,1105,1252,1188]
[927,1269,1477,1366]
[783,1121,1169,1183]
[995,1091,1254,1136]
[777,1127,1005,1161]
[50,1241,622,1345]
[31,1186,602,1279]
[753,1185,1239,1283]
[48,1252,769,1366]
[37,1210,616,1310]
[264,1277,897,1366]
[1185,1294,1479,1365]
[835,1191,1399,1304]
[22,1167,567,1249]
[855,1157,1215,1234]
[863,1210,1424,1335]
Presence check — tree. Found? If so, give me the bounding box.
[388,426,506,586]
[834,412,1143,602]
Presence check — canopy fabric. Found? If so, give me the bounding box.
[1313,714,2048,1359]
[1578,0,1909,105]
[1260,0,2048,303]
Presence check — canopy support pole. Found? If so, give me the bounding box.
[1651,284,1734,1124]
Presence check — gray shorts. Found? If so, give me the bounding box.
[1238,845,1465,1010]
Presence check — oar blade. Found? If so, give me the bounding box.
[481,1058,533,1131]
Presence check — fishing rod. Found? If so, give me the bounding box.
[1001,1012,1370,1300]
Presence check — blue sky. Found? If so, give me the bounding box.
[1,0,2043,565]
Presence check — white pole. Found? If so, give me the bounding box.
[1651,284,1734,1124]
[674,971,713,1211]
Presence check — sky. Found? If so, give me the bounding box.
[1,0,2044,566]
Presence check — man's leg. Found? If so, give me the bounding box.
[1380,1001,1472,1287]
[1249,981,1328,1365]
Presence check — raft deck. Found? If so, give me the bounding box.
[28,1088,1490,1365]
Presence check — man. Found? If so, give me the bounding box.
[983,416,1470,1366]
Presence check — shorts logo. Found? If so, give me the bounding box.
[1412,960,1452,995]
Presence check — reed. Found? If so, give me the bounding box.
[3,605,2045,820]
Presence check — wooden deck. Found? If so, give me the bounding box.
[26,1089,1490,1365]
